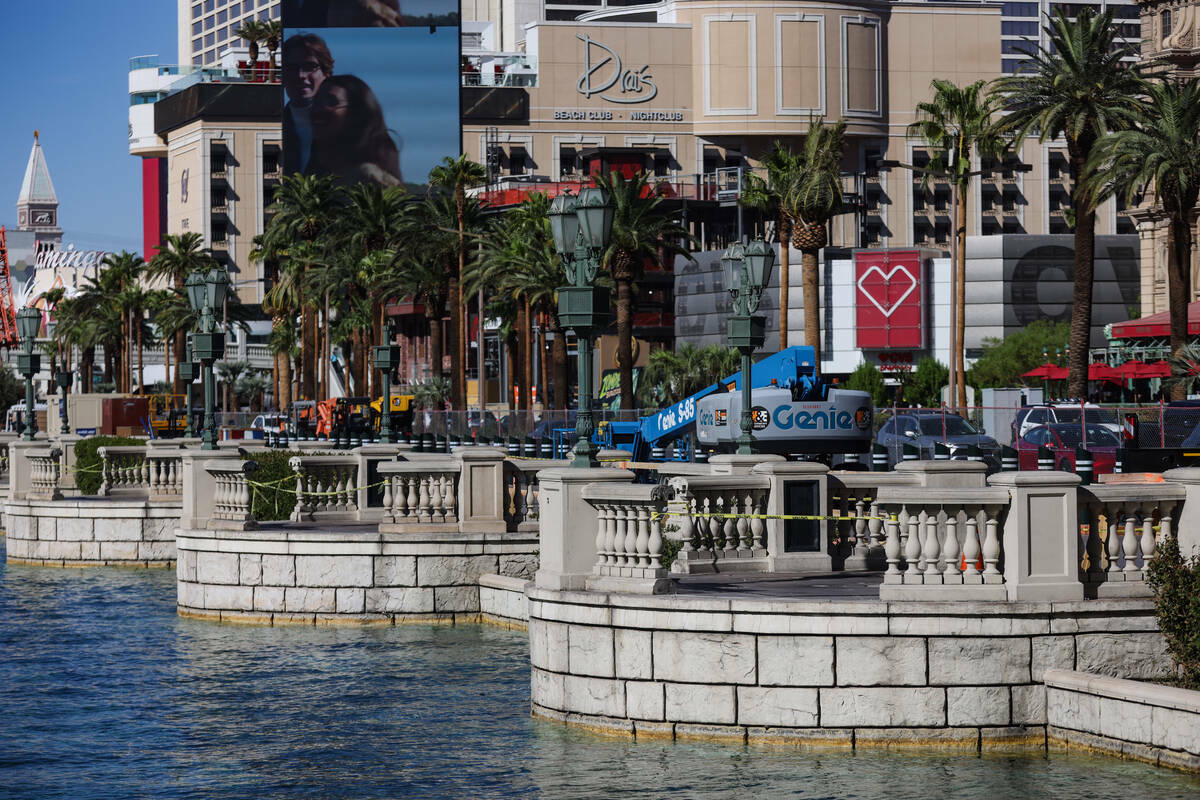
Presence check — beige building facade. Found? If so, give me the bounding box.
[463,2,1135,252]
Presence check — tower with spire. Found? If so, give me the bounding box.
[16,131,62,250]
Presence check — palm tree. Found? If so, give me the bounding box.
[992,8,1142,399]
[637,343,739,409]
[778,118,847,374]
[234,19,268,79]
[429,155,487,410]
[264,19,283,82]
[262,173,343,399]
[592,171,693,411]
[1088,78,1200,398]
[147,232,217,399]
[909,83,1006,407]
[741,142,800,348]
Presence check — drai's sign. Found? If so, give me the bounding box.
[576,35,657,104]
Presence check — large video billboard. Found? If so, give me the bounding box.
[281,0,461,188]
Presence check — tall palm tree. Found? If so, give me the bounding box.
[263,173,343,399]
[1088,78,1200,399]
[909,83,1006,407]
[592,171,693,411]
[993,8,1142,399]
[779,118,847,373]
[741,141,800,347]
[264,19,283,82]
[147,232,217,398]
[429,155,487,410]
[234,19,268,79]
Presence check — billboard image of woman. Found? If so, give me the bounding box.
[282,0,461,187]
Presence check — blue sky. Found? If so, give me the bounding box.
[286,26,460,182]
[0,0,175,254]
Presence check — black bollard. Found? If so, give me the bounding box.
[873,443,890,471]
[1000,445,1018,472]
[1037,445,1055,471]
[933,442,951,460]
[1075,446,1094,486]
[902,442,920,462]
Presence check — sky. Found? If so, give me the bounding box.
[0,0,176,254]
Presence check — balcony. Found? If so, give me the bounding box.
[461,55,538,88]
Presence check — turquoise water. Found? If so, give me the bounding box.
[2,542,1200,799]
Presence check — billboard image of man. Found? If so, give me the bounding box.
[282,0,403,27]
[282,33,333,175]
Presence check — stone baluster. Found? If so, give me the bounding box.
[981,507,1002,581]
[904,510,922,578]
[750,489,766,553]
[406,475,419,520]
[382,471,393,516]
[961,507,982,580]
[635,504,651,569]
[736,490,752,555]
[427,474,442,522]
[443,474,457,522]
[921,509,941,579]
[606,504,622,568]
[677,494,697,562]
[515,472,529,523]
[722,491,738,558]
[648,508,664,571]
[1122,505,1142,576]
[594,502,610,572]
[1107,505,1125,576]
[884,513,902,577]
[704,495,720,555]
[854,495,870,558]
[867,500,884,553]
[942,512,961,579]
[524,475,538,521]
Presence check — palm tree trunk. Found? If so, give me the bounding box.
[778,216,792,349]
[164,332,172,404]
[426,302,443,386]
[537,310,548,408]
[617,275,634,411]
[1068,207,1096,401]
[955,186,969,410]
[450,195,467,410]
[505,329,518,409]
[173,331,185,398]
[302,305,316,399]
[549,311,568,410]
[1169,212,1194,401]
[137,313,143,394]
[519,299,532,411]
[82,347,94,393]
[801,248,821,373]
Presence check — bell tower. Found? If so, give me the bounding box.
[16,131,62,250]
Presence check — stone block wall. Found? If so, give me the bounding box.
[479,573,531,629]
[176,526,538,625]
[1046,669,1200,772]
[3,498,180,567]
[528,588,1170,748]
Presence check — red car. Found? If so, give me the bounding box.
[1016,423,1121,474]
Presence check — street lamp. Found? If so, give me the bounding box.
[722,239,775,455]
[374,319,401,443]
[550,187,613,468]
[16,307,41,441]
[179,335,199,438]
[186,267,230,450]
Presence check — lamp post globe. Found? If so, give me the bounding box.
[190,266,229,450]
[724,239,772,455]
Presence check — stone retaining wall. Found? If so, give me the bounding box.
[528,588,1170,748]
[1045,668,1200,772]
[480,573,531,630]
[177,525,538,625]
[3,498,179,567]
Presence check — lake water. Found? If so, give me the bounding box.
[2,542,1199,799]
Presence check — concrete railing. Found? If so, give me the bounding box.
[27,447,63,501]
[504,459,551,530]
[0,432,16,478]
[206,460,257,529]
[97,445,186,502]
[378,458,459,528]
[667,475,770,573]
[1078,483,1185,598]
[581,482,672,594]
[827,471,918,569]
[289,455,360,522]
[877,487,1011,600]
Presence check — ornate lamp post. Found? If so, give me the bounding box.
[179,335,199,438]
[16,307,41,441]
[373,319,401,443]
[54,368,72,434]
[186,267,230,451]
[722,239,775,455]
[549,187,613,469]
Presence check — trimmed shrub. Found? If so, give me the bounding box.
[1146,534,1200,689]
[73,436,144,495]
[243,450,298,521]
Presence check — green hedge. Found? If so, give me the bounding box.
[73,436,145,495]
[1147,534,1200,689]
[243,450,298,521]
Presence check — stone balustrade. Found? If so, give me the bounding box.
[827,471,917,570]
[27,447,63,501]
[667,475,770,574]
[1078,483,1185,598]
[504,459,549,530]
[378,458,459,530]
[876,487,1011,600]
[206,460,258,530]
[0,432,15,478]
[289,455,360,522]
[580,482,672,594]
[145,450,185,500]
[97,445,187,501]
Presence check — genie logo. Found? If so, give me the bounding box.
[577,35,658,104]
[772,405,855,431]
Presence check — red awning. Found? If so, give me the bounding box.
[1088,363,1122,382]
[1023,363,1068,379]
[1110,301,1200,339]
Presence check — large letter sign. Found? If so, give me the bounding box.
[854,250,926,349]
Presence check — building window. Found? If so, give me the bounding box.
[1002,21,1038,35]
[193,21,202,34]
[193,3,202,18]
[205,14,214,29]
[218,8,227,23]
[205,0,215,11]
[559,146,578,177]
[1001,2,1038,16]
[205,32,215,47]
[1163,10,1172,37]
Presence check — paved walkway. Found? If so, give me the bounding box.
[673,571,883,599]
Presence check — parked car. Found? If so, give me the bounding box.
[875,409,1000,468]
[1015,423,1121,475]
[1013,404,1120,442]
